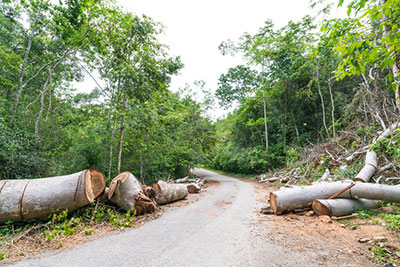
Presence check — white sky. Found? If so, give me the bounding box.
[76,0,342,119]
[119,0,314,93]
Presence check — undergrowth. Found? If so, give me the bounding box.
[0,202,136,261]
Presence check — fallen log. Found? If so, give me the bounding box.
[312,198,380,216]
[175,176,189,183]
[269,181,400,214]
[108,172,157,215]
[0,169,106,223]
[259,177,279,183]
[354,150,378,182]
[344,145,370,163]
[187,183,201,193]
[152,180,188,205]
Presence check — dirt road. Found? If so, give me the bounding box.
[12,169,374,267]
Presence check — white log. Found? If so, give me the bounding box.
[313,198,380,216]
[108,172,157,215]
[187,183,201,193]
[270,181,400,214]
[0,169,106,223]
[152,180,188,205]
[175,176,189,183]
[354,150,377,182]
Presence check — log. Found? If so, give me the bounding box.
[187,183,201,193]
[0,169,105,223]
[175,176,189,183]
[269,181,400,214]
[344,145,370,163]
[108,172,157,215]
[354,150,377,182]
[259,177,279,183]
[312,198,380,216]
[152,180,188,205]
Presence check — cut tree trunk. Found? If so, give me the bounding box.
[187,183,201,193]
[152,181,188,205]
[0,169,105,223]
[354,150,377,182]
[270,181,400,214]
[312,198,380,216]
[108,172,157,215]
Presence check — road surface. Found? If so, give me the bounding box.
[12,168,355,267]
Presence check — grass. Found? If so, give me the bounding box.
[0,202,136,262]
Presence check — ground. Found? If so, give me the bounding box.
[2,169,399,266]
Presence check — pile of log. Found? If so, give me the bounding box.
[1,169,206,224]
[173,176,207,193]
[268,122,400,218]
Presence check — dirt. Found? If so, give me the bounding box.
[0,179,221,265]
[246,178,400,266]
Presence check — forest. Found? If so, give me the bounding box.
[0,0,399,185]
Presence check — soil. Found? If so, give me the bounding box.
[0,179,220,265]
[247,178,400,266]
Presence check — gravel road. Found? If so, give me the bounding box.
[12,168,355,267]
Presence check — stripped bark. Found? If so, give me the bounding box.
[270,181,400,214]
[152,181,188,205]
[108,172,157,215]
[0,169,105,223]
[313,198,380,216]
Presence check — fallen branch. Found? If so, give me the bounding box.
[378,163,394,173]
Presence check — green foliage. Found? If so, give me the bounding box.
[0,120,47,179]
[322,0,400,90]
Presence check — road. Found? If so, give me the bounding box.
[12,168,355,267]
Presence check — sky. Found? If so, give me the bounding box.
[118,0,315,96]
[76,0,340,119]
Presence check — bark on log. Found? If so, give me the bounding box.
[152,181,188,205]
[187,183,201,193]
[0,169,105,223]
[175,176,189,183]
[312,198,380,216]
[354,150,377,182]
[270,181,400,215]
[108,172,157,215]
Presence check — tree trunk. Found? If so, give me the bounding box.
[151,180,188,205]
[0,169,105,223]
[354,150,377,182]
[269,181,400,214]
[116,97,127,174]
[315,61,330,138]
[108,172,157,215]
[12,5,42,120]
[187,183,201,193]
[328,77,336,139]
[262,91,269,150]
[313,198,380,216]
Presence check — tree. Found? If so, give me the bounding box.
[322,0,400,111]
